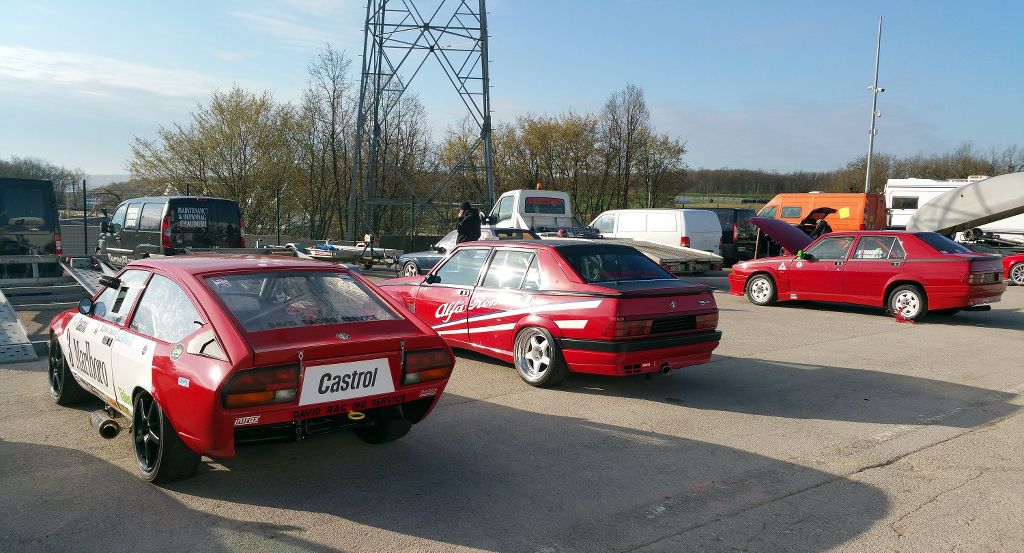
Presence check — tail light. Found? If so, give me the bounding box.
[607,318,652,338]
[239,216,246,247]
[402,348,455,385]
[55,230,63,256]
[696,312,719,330]
[161,215,172,249]
[967,272,997,285]
[680,236,690,248]
[732,223,739,243]
[222,365,298,408]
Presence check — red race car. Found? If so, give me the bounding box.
[379,241,721,387]
[730,217,1006,320]
[1003,252,1024,285]
[49,256,455,483]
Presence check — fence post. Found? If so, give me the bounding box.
[82,178,87,255]
[276,186,281,246]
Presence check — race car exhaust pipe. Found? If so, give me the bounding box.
[659,364,673,375]
[90,410,121,439]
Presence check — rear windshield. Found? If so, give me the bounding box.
[0,184,54,231]
[524,197,565,214]
[914,232,972,254]
[559,246,675,283]
[170,199,242,247]
[206,271,398,332]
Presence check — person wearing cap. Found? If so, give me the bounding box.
[456,201,481,243]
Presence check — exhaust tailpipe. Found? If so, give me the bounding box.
[659,364,673,375]
[90,410,121,439]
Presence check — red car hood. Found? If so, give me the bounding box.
[749,217,813,253]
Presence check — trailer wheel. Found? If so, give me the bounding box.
[745,274,777,306]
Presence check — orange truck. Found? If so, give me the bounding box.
[756,193,887,231]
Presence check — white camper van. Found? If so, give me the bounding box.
[589,209,722,255]
[885,176,1024,238]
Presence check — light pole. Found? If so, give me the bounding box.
[864,16,884,194]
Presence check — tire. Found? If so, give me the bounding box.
[49,338,91,406]
[513,327,568,387]
[402,261,420,277]
[133,392,200,484]
[355,406,412,444]
[888,284,928,321]
[1010,263,1024,286]
[745,274,777,306]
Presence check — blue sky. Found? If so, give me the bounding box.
[1,0,1021,176]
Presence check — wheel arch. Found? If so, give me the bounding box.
[883,279,926,307]
[513,315,563,342]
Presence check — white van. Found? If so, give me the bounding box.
[589,209,722,255]
[486,189,579,232]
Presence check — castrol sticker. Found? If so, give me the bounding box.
[298,358,395,406]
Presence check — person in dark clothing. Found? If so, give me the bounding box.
[456,201,481,243]
[809,218,832,239]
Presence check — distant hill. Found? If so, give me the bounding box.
[87,174,130,188]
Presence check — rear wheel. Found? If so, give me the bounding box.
[513,327,568,387]
[133,392,200,483]
[402,261,420,277]
[746,274,777,306]
[49,338,91,406]
[888,284,928,320]
[1010,263,1024,286]
[355,406,412,444]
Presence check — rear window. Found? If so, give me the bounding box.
[206,271,398,332]
[559,246,674,283]
[711,210,733,231]
[170,199,242,247]
[0,185,54,230]
[914,232,972,254]
[524,197,565,214]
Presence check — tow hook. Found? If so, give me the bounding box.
[347,411,366,421]
[90,409,122,439]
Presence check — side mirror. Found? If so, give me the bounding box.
[100,221,109,233]
[432,245,446,253]
[424,274,439,284]
[99,275,121,289]
[485,215,497,225]
[78,298,93,315]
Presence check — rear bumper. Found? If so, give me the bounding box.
[559,331,721,376]
[926,283,1005,310]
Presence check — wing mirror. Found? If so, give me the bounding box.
[424,274,440,284]
[100,221,109,233]
[98,275,121,289]
[431,245,446,253]
[77,298,93,315]
[485,215,497,225]
[796,250,814,261]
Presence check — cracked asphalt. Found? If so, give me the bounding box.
[1,271,1022,552]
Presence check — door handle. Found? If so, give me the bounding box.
[891,261,902,266]
[834,261,845,266]
[458,289,470,296]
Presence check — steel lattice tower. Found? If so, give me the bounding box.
[348,0,495,240]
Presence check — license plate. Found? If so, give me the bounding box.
[737,247,747,252]
[298,358,395,406]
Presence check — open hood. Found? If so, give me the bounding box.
[800,207,837,226]
[749,217,813,254]
[906,172,1024,233]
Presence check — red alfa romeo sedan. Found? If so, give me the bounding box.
[729,217,1006,320]
[1003,252,1024,285]
[379,241,721,387]
[49,256,455,483]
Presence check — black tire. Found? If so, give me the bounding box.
[1009,263,1024,286]
[745,274,777,306]
[133,392,200,484]
[513,327,568,387]
[402,261,420,277]
[355,406,412,444]
[888,284,928,321]
[49,338,91,406]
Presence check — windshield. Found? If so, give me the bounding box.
[914,232,972,254]
[206,271,398,332]
[0,184,54,231]
[559,245,675,283]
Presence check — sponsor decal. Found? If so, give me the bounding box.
[553,320,587,330]
[778,263,787,270]
[169,343,184,360]
[796,261,804,268]
[234,415,260,426]
[115,331,135,346]
[117,387,131,406]
[697,300,712,306]
[211,278,231,289]
[435,300,467,323]
[177,376,190,388]
[298,358,395,406]
[68,335,109,386]
[419,388,438,398]
[790,293,798,299]
[74,319,89,333]
[432,299,603,330]
[175,206,208,229]
[336,332,350,340]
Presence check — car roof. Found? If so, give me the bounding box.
[126,254,349,277]
[119,196,236,205]
[457,239,641,250]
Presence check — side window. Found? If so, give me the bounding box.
[522,257,542,290]
[806,236,856,260]
[495,196,514,221]
[618,212,646,232]
[592,214,616,233]
[130,274,203,342]
[853,236,893,259]
[890,238,906,259]
[647,213,677,232]
[758,206,778,218]
[781,206,802,218]
[139,203,164,231]
[481,250,534,289]
[108,204,127,233]
[891,197,918,210]
[93,270,149,325]
[432,248,490,286]
[124,203,142,230]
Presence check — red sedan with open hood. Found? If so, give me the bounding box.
[729,217,1006,320]
[48,256,455,483]
[378,241,721,387]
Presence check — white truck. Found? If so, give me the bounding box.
[484,189,723,273]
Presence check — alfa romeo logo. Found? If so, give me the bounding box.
[669,301,677,309]
[336,332,350,340]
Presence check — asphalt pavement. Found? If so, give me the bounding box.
[2,272,1022,552]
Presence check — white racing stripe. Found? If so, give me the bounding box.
[432,299,603,330]
[438,323,516,336]
[554,319,588,329]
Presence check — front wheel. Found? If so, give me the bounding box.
[888,284,928,320]
[49,338,91,406]
[402,261,420,277]
[133,393,200,483]
[513,327,568,387]
[746,274,777,306]
[1010,263,1024,286]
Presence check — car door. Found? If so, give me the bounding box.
[468,249,536,354]
[785,235,856,301]
[103,203,130,260]
[60,269,150,403]
[120,203,143,259]
[591,213,617,236]
[842,236,907,303]
[416,247,492,343]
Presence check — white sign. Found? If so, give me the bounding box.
[298,358,395,406]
